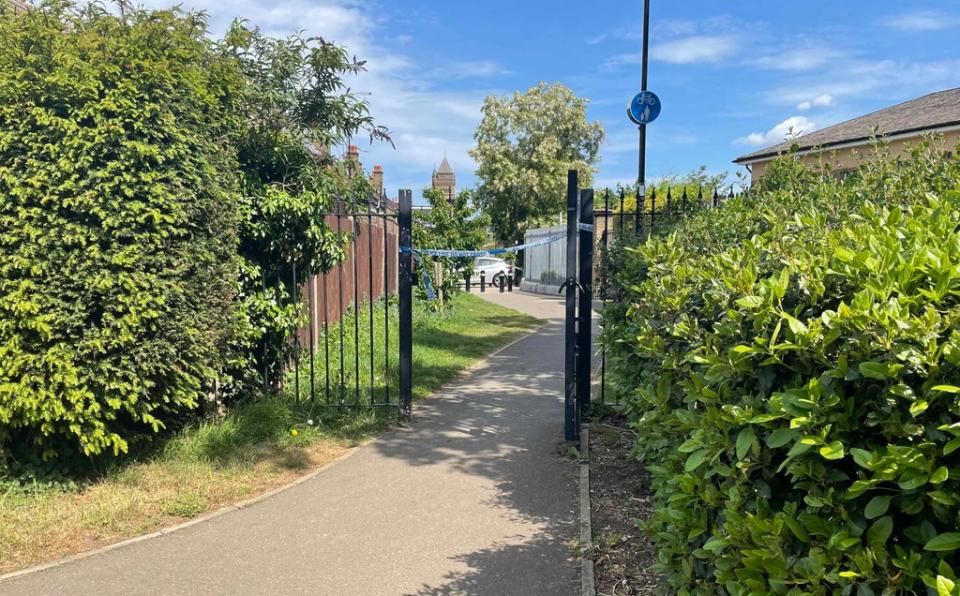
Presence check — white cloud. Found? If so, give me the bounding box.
[797,93,835,111]
[600,16,738,43]
[752,46,846,72]
[425,60,510,80]
[880,10,960,32]
[652,35,738,64]
[141,0,495,196]
[604,35,737,68]
[765,58,960,106]
[734,115,816,147]
[585,32,609,45]
[598,15,743,68]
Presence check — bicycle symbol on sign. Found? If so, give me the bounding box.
[627,91,661,125]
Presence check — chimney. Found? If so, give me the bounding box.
[345,144,361,178]
[370,164,384,195]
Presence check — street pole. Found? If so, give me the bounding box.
[635,0,650,236]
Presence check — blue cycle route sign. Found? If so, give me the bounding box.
[627,91,661,125]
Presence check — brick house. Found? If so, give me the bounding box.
[735,87,960,183]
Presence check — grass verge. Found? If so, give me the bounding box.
[0,292,541,574]
[288,292,544,405]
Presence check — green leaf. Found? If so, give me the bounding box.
[850,448,875,469]
[864,495,891,519]
[866,515,893,545]
[677,437,701,453]
[735,296,764,309]
[784,314,809,336]
[899,471,929,490]
[930,466,949,484]
[940,560,957,581]
[925,533,960,552]
[945,437,960,456]
[929,490,958,506]
[684,449,710,472]
[767,428,797,448]
[910,399,929,417]
[736,427,757,461]
[782,515,809,542]
[937,575,957,596]
[859,361,891,380]
[703,537,729,552]
[819,441,845,460]
[932,385,960,393]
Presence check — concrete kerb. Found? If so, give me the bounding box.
[518,280,563,296]
[580,425,596,596]
[0,321,548,587]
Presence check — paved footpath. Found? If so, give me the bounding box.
[2,291,578,596]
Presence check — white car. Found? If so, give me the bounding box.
[471,256,514,288]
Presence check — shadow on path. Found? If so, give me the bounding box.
[0,292,578,596]
[375,298,579,595]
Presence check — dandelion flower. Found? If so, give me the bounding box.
[291,428,299,437]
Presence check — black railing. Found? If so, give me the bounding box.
[277,196,401,411]
[594,184,746,404]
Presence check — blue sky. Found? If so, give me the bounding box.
[145,0,960,200]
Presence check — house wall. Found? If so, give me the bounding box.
[748,130,960,182]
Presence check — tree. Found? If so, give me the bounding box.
[218,22,390,394]
[412,188,488,301]
[470,82,604,246]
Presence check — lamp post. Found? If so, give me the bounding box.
[635,0,650,236]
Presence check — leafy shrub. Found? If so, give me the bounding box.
[0,3,390,471]
[602,143,960,594]
[0,4,243,460]
[222,20,388,395]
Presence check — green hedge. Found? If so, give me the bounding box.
[603,145,960,594]
[0,6,242,461]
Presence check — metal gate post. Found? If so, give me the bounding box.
[563,170,579,442]
[577,189,594,413]
[398,189,413,418]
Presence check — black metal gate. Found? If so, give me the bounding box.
[561,170,749,440]
[562,170,594,442]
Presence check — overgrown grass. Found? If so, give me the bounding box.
[287,292,544,405]
[0,292,540,573]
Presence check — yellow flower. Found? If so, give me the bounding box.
[290,428,299,437]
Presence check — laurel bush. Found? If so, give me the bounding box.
[0,4,244,461]
[603,144,960,594]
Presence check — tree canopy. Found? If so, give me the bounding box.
[412,188,488,299]
[470,82,604,245]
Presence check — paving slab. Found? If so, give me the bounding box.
[1,291,578,596]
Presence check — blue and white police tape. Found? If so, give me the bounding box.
[422,267,437,300]
[400,224,592,258]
